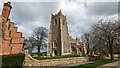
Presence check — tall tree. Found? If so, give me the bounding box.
[91,18,120,60]
[32,27,48,56]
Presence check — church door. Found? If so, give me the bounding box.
[54,50,57,56]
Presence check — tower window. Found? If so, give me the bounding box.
[55,19,57,25]
[63,20,65,25]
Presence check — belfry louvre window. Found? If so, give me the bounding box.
[55,19,57,25]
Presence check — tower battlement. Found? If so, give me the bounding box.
[51,10,66,19]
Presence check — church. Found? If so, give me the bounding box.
[47,10,84,56]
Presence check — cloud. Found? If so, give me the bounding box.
[0,1,118,39]
[86,2,118,16]
[9,2,60,37]
[11,2,60,22]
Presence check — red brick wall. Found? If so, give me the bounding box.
[2,20,25,55]
[1,2,25,55]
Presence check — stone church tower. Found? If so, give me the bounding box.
[47,10,71,56]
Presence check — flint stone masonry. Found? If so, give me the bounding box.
[23,52,88,66]
[1,2,25,55]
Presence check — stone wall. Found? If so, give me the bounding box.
[23,52,88,66]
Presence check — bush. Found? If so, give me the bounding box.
[88,55,105,61]
[2,53,25,67]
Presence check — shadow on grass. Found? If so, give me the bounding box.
[70,59,118,68]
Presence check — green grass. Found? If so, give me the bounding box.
[70,59,118,68]
[33,54,82,60]
[2,53,25,68]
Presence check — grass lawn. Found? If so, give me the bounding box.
[2,53,25,68]
[33,54,83,60]
[70,59,118,68]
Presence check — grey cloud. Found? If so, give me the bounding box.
[69,2,118,38]
[8,2,60,37]
[1,2,117,38]
[10,2,60,23]
[86,2,118,16]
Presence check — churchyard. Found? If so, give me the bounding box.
[1,1,120,68]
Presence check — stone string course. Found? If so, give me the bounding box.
[22,52,88,66]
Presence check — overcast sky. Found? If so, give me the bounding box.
[0,0,118,39]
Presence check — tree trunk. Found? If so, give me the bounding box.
[87,44,90,55]
[109,38,114,60]
[38,46,40,56]
[109,46,114,60]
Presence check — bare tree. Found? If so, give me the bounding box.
[91,18,120,60]
[32,27,48,56]
[22,37,36,55]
